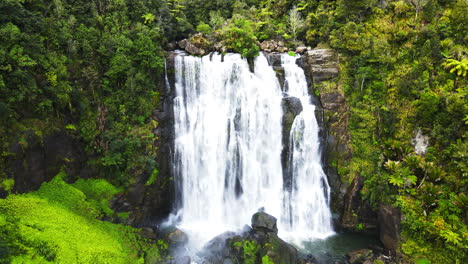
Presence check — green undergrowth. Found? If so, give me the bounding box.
[0,171,167,264]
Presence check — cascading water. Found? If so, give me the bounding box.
[279,54,335,242]
[171,51,334,250]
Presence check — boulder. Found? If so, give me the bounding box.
[296,46,308,54]
[167,228,189,246]
[178,39,188,49]
[251,212,278,234]
[200,212,297,264]
[347,249,373,264]
[199,232,238,264]
[185,42,206,56]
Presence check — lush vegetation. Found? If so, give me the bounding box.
[0,0,466,263]
[0,171,167,263]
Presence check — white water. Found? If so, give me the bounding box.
[171,52,333,251]
[279,55,335,243]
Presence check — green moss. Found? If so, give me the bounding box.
[0,173,166,263]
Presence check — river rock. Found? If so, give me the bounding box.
[251,212,278,234]
[347,249,373,264]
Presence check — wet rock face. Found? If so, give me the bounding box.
[378,204,401,255]
[281,96,303,190]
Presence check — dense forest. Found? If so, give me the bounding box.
[0,0,466,263]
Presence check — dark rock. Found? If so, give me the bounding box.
[251,212,278,234]
[199,232,238,263]
[264,53,282,67]
[263,233,297,264]
[320,92,345,111]
[7,131,90,194]
[378,204,401,255]
[273,67,285,88]
[140,227,158,240]
[167,41,177,50]
[347,249,373,264]
[340,176,376,230]
[200,212,297,264]
[281,96,303,190]
[167,228,189,246]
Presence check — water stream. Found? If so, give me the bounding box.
[171,52,334,251]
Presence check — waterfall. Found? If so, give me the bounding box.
[279,54,335,242]
[171,52,333,250]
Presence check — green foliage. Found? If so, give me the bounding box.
[0,179,14,194]
[0,1,466,263]
[415,258,431,264]
[196,22,212,35]
[262,255,275,264]
[233,240,260,264]
[0,173,167,263]
[145,168,159,186]
[72,178,121,217]
[222,17,260,58]
[443,58,468,77]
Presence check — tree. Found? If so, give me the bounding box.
[288,5,304,45]
[407,0,429,20]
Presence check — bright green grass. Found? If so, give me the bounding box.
[0,172,166,263]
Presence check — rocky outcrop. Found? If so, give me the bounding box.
[303,48,377,230]
[5,131,91,196]
[378,204,401,255]
[177,34,210,56]
[259,40,289,53]
[200,212,297,264]
[304,49,340,83]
